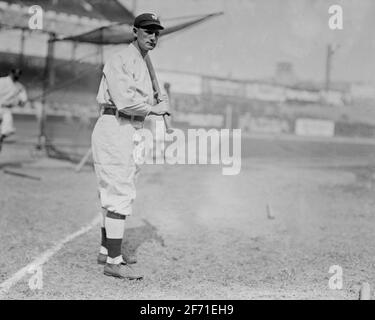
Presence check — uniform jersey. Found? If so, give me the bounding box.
[96,43,154,117]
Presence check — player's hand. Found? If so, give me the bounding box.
[153,94,169,105]
[159,94,169,103]
[150,100,170,116]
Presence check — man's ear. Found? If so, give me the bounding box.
[133,27,138,35]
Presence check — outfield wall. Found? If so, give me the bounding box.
[11,109,375,151]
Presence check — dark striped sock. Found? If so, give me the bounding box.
[106,238,123,260]
[105,211,126,264]
[101,227,107,248]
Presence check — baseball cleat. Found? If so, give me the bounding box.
[97,253,137,265]
[104,263,143,280]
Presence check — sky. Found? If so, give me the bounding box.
[119,0,374,84]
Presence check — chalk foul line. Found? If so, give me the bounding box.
[0,214,101,298]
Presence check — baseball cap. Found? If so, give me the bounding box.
[134,13,164,30]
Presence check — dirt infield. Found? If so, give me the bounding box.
[1,137,375,300]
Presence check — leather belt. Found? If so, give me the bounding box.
[102,107,144,122]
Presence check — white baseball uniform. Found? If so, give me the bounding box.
[0,76,27,136]
[92,43,154,216]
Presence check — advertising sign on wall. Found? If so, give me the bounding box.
[295,118,335,137]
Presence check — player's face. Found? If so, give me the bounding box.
[135,27,160,52]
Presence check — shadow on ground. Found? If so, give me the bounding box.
[122,219,165,257]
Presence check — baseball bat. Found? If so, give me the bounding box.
[75,148,92,172]
[3,169,41,181]
[145,55,174,134]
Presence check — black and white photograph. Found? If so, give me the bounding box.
[0,0,374,303]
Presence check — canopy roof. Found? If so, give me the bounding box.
[56,12,223,45]
[1,0,134,23]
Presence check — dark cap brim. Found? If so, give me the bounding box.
[137,21,164,30]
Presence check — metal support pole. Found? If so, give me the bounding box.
[71,41,77,61]
[38,32,56,150]
[132,0,137,15]
[72,41,79,76]
[99,28,104,69]
[19,28,26,68]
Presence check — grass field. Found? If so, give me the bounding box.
[1,135,375,300]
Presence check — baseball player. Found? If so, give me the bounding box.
[0,69,28,153]
[92,13,170,280]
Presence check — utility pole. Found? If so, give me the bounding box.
[325,43,340,92]
[325,44,333,92]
